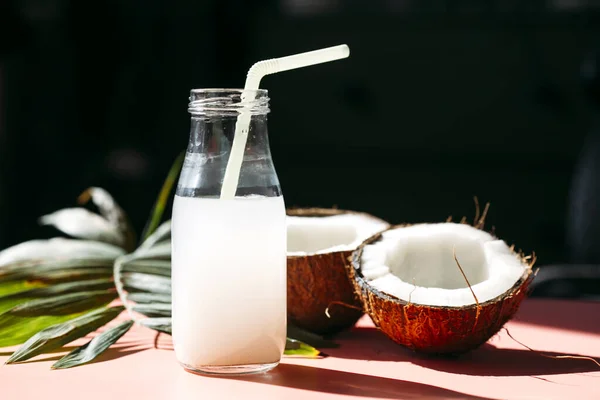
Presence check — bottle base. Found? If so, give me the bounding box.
[180,361,279,376]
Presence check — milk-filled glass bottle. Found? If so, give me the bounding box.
[172,89,286,375]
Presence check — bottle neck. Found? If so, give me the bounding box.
[177,89,280,198]
[186,88,271,157]
[187,113,270,156]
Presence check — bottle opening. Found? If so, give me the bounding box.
[188,89,270,116]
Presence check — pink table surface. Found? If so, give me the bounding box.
[1,298,599,400]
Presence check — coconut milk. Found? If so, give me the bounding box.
[171,194,287,371]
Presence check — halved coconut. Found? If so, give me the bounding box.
[349,222,534,354]
[287,208,390,335]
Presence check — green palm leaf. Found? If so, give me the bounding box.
[0,280,113,314]
[6,306,124,364]
[122,259,171,277]
[122,272,171,294]
[0,278,114,301]
[130,242,171,261]
[0,258,114,282]
[0,280,46,298]
[132,303,172,318]
[127,292,171,304]
[138,221,171,251]
[78,187,136,252]
[0,311,97,348]
[139,317,172,334]
[8,290,117,317]
[284,338,321,357]
[52,320,134,369]
[39,208,125,248]
[0,238,125,266]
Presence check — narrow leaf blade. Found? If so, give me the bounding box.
[284,338,321,357]
[132,303,171,318]
[0,280,46,298]
[0,238,125,267]
[39,208,125,248]
[6,306,124,363]
[127,292,171,304]
[0,279,116,316]
[140,152,184,242]
[8,290,117,317]
[28,268,113,284]
[130,242,171,261]
[0,278,114,301]
[139,318,172,334]
[0,297,33,315]
[51,320,134,369]
[0,258,114,282]
[0,312,91,348]
[0,278,112,315]
[122,272,171,294]
[77,187,136,252]
[138,220,171,251]
[122,259,171,277]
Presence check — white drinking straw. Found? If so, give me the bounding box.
[219,44,350,199]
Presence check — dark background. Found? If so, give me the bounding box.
[1,1,600,297]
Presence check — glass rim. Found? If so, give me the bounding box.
[190,88,268,95]
[188,88,270,115]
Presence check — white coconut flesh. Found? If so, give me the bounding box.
[360,223,528,307]
[287,214,389,256]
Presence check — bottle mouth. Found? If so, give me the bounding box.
[188,88,270,116]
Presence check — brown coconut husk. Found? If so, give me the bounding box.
[347,222,535,355]
[286,207,390,336]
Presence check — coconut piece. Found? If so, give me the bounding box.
[286,208,389,335]
[349,222,534,354]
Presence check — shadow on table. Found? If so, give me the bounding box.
[330,327,600,376]
[511,299,600,335]
[3,342,151,366]
[1,331,174,366]
[412,344,600,377]
[228,363,495,400]
[0,346,77,357]
[72,331,173,366]
[87,342,155,364]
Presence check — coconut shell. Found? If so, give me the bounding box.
[348,228,535,355]
[286,208,389,336]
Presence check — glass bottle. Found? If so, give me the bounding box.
[171,89,287,375]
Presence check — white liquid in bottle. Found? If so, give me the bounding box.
[171,194,287,372]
